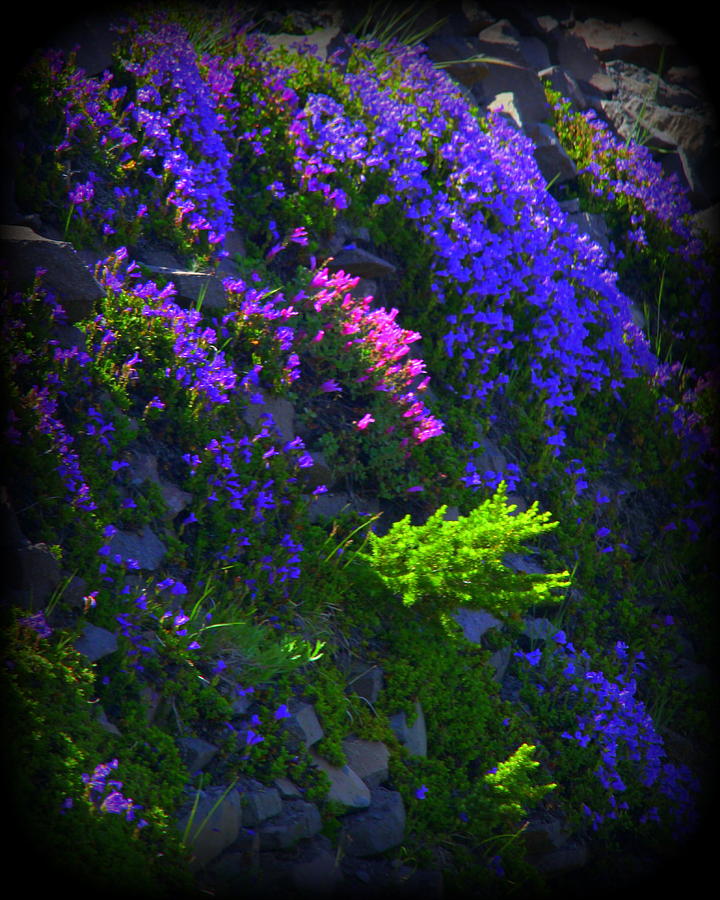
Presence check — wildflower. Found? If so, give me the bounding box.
[415,784,428,799]
[355,413,375,430]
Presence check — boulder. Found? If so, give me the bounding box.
[283,702,324,749]
[452,607,504,643]
[107,524,167,571]
[0,225,104,322]
[256,799,322,850]
[178,785,243,871]
[177,737,219,774]
[424,33,490,86]
[140,265,227,310]
[389,700,427,757]
[325,246,397,279]
[571,17,677,70]
[339,787,406,857]
[526,121,578,184]
[73,622,118,662]
[342,736,390,788]
[310,751,371,809]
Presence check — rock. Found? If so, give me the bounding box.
[325,246,397,279]
[107,524,167,571]
[471,20,551,124]
[283,702,324,749]
[0,225,104,322]
[342,736,390,788]
[12,543,62,609]
[451,607,503,643]
[46,11,123,76]
[297,450,334,492]
[548,28,615,95]
[178,785,243,871]
[571,17,677,70]
[518,34,552,72]
[256,799,322,850]
[177,737,219,774]
[502,553,546,576]
[347,662,384,704]
[274,776,303,799]
[96,705,121,736]
[489,645,512,682]
[306,491,352,523]
[310,751,371,809]
[291,839,344,895]
[73,622,118,662]
[539,64,589,110]
[265,24,343,62]
[238,779,283,826]
[424,33,490,86]
[141,265,227,310]
[566,210,611,254]
[522,617,556,642]
[125,450,192,519]
[242,393,295,444]
[389,700,427,757]
[487,91,524,130]
[526,121,578,184]
[339,787,406,857]
[530,839,589,874]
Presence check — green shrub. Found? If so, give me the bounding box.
[358,482,570,620]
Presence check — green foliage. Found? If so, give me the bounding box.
[359,482,570,620]
[482,743,556,824]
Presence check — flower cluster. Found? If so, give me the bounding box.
[79,759,148,828]
[515,631,699,836]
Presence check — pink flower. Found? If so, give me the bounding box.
[356,414,375,430]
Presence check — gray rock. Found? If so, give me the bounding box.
[452,607,503,644]
[389,700,427,757]
[310,751,371,809]
[242,393,295,444]
[326,246,397,279]
[527,121,578,185]
[177,737,219,774]
[539,64,589,110]
[291,840,344,895]
[424,33,490,86]
[347,662,384,705]
[549,28,615,95]
[306,491,352,523]
[46,12,123,76]
[571,17,676,70]
[96,705,121,736]
[265,25,343,63]
[518,35,552,72]
[125,451,192,519]
[14,543,62,610]
[489,645,512,683]
[241,784,283,826]
[283,702,324,749]
[0,225,104,323]
[339,787,406,857]
[73,622,118,662]
[257,799,322,849]
[107,524,167,571]
[342,736,390,788]
[522,617,556,642]
[141,265,227,310]
[178,785,243,871]
[274,776,303,799]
